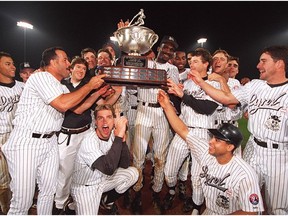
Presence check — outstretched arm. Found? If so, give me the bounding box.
[190,70,239,105]
[157,90,189,140]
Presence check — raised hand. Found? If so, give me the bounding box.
[157,89,170,109]
[88,74,107,90]
[114,109,128,140]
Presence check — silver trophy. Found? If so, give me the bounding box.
[114,9,159,56]
[101,9,167,88]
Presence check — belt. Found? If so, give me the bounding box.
[61,124,90,135]
[32,131,56,139]
[215,120,236,125]
[130,105,137,110]
[254,137,279,149]
[139,101,161,108]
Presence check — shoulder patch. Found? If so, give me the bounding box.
[249,194,259,205]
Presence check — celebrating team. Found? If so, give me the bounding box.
[0,19,287,216]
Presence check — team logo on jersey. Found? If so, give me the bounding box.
[216,194,229,209]
[249,194,259,205]
[249,92,285,115]
[265,114,281,131]
[200,166,230,192]
[0,95,21,112]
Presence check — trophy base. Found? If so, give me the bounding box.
[101,66,167,88]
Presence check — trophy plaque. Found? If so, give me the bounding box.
[101,9,167,88]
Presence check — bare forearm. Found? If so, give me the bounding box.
[51,84,94,112]
[72,91,101,114]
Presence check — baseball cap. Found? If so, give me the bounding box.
[208,123,243,148]
[160,35,179,49]
[19,62,34,72]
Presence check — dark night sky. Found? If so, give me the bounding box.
[1,1,288,81]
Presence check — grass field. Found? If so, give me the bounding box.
[238,117,250,149]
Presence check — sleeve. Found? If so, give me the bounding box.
[238,169,265,212]
[118,141,131,168]
[182,93,219,115]
[186,132,207,164]
[91,136,123,175]
[29,72,69,104]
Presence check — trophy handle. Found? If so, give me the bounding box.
[150,34,159,48]
[114,31,123,46]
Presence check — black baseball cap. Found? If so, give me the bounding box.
[160,35,179,49]
[208,123,243,148]
[19,62,34,72]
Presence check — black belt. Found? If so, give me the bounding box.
[139,101,161,108]
[215,120,236,125]
[32,131,56,139]
[130,105,138,110]
[60,124,90,135]
[254,137,279,149]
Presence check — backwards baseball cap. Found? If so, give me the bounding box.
[208,123,243,148]
[19,62,34,72]
[160,35,179,49]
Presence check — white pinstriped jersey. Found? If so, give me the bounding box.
[12,72,69,133]
[112,86,128,115]
[179,68,190,84]
[186,133,264,214]
[127,88,138,107]
[180,79,221,129]
[233,79,288,144]
[0,81,25,133]
[72,130,115,185]
[216,78,243,123]
[137,60,179,103]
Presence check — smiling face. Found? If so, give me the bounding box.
[83,51,97,69]
[0,56,16,83]
[173,51,187,72]
[212,52,229,75]
[70,63,87,83]
[257,52,277,81]
[156,42,176,63]
[95,109,115,140]
[208,136,235,159]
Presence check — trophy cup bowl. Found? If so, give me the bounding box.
[114,26,159,55]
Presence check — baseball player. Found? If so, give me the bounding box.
[70,104,138,215]
[0,52,25,214]
[158,89,264,215]
[19,62,35,83]
[1,47,106,215]
[131,35,179,214]
[210,51,243,157]
[190,45,288,214]
[163,48,221,213]
[54,56,110,213]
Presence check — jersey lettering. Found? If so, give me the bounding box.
[249,92,286,114]
[200,165,230,192]
[0,94,21,112]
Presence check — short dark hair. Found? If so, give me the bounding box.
[228,56,240,67]
[94,104,116,118]
[42,46,65,67]
[193,48,212,71]
[81,48,96,58]
[70,56,88,71]
[97,48,113,61]
[0,51,12,60]
[262,45,288,73]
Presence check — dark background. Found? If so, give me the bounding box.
[1,1,288,81]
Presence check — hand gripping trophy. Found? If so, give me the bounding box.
[101,9,167,88]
